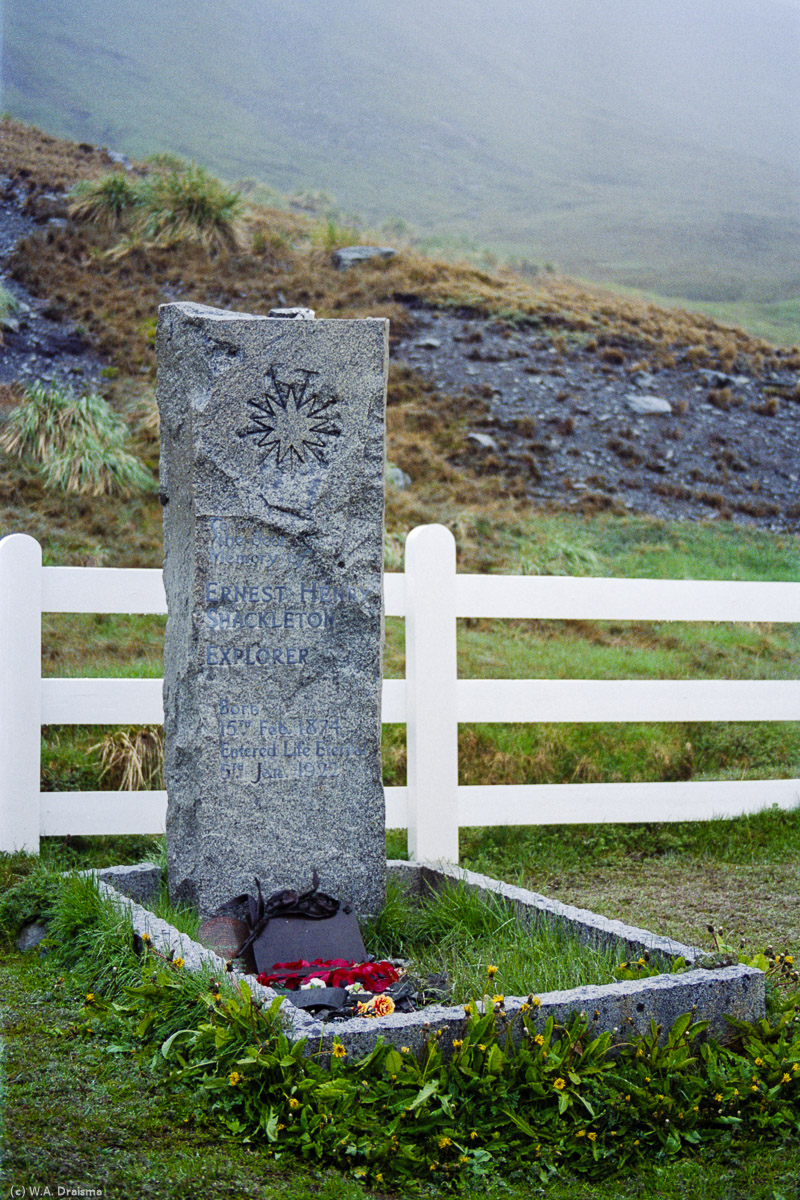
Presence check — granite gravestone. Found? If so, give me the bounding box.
[157,302,388,916]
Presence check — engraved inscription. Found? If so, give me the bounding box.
[238,366,342,469]
[215,699,371,784]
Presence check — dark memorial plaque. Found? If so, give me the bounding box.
[252,908,367,976]
[158,304,388,916]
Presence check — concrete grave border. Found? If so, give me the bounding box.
[87,859,765,1060]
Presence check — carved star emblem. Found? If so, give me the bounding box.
[238,367,342,469]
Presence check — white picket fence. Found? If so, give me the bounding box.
[1,525,798,862]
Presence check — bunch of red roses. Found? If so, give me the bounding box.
[256,958,399,992]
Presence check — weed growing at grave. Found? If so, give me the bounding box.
[4,856,800,1193]
[0,381,155,496]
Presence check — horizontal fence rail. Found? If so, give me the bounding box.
[1,526,798,859]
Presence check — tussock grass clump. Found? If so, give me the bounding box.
[68,171,141,230]
[94,725,164,791]
[69,162,244,255]
[137,162,244,252]
[0,381,155,497]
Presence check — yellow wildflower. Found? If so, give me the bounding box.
[173,957,184,969]
[782,1073,792,1084]
[576,1130,586,1138]
[492,994,505,1006]
[289,1098,300,1109]
[469,1131,478,1140]
[588,1132,597,1141]
[452,1039,463,1049]
[554,1078,566,1091]
[401,1046,410,1054]
[438,1136,452,1149]
[755,1057,764,1066]
[531,996,541,1007]
[715,1093,722,1102]
[85,993,95,1003]
[487,964,499,978]
[332,1043,347,1058]
[229,1072,241,1086]
[534,1034,545,1046]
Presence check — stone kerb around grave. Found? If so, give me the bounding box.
[94,862,766,1060]
[157,303,389,917]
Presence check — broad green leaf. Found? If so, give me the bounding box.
[408,1080,439,1111]
[160,1028,196,1058]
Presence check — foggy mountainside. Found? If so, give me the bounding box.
[3,0,799,338]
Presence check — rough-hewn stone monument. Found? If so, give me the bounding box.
[157,302,388,916]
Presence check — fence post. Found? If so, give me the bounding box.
[0,534,42,852]
[404,524,459,863]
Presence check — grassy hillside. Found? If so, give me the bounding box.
[4,0,800,342]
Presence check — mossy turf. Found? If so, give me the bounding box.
[1,955,367,1200]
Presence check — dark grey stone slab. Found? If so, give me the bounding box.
[83,862,161,904]
[157,302,389,916]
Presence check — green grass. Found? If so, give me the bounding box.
[363,878,625,1000]
[2,861,800,1198]
[0,284,21,324]
[599,281,800,349]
